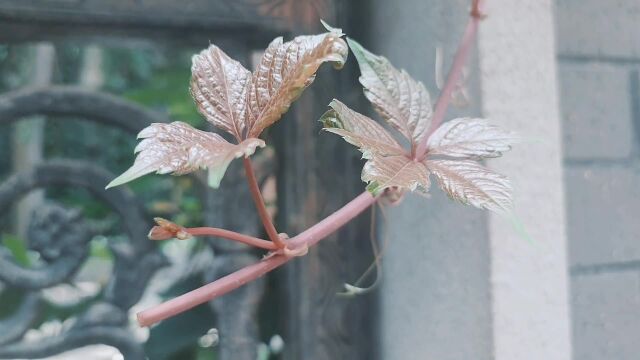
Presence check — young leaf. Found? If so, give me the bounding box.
[111,31,348,190]
[320,19,342,34]
[320,99,404,159]
[106,122,264,189]
[426,159,512,213]
[190,45,251,140]
[362,155,430,195]
[321,41,516,214]
[427,118,517,159]
[347,38,432,146]
[246,32,348,138]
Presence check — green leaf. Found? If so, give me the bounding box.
[365,181,384,196]
[207,164,231,188]
[320,19,343,34]
[506,212,536,246]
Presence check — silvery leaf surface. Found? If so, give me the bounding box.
[348,38,432,146]
[426,159,512,213]
[427,118,517,159]
[190,45,251,140]
[247,31,348,137]
[106,122,264,189]
[362,155,430,195]
[320,99,405,159]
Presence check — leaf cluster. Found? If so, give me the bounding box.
[109,24,516,214]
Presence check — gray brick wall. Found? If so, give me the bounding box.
[556,1,640,358]
[559,65,634,159]
[571,272,640,360]
[556,0,640,59]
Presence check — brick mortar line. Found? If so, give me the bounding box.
[563,159,640,168]
[558,54,640,66]
[570,260,640,277]
[630,70,640,157]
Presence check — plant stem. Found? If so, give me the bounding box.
[243,157,285,248]
[137,191,376,327]
[414,0,485,158]
[137,0,484,327]
[186,227,277,250]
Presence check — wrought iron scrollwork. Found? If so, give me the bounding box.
[0,160,167,359]
[0,85,269,359]
[0,87,169,359]
[0,292,40,347]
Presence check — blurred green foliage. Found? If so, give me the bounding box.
[1,233,30,266]
[124,68,203,127]
[0,41,218,358]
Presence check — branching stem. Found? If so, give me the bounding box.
[137,0,486,328]
[414,0,485,158]
[137,191,376,327]
[186,227,277,250]
[243,157,285,248]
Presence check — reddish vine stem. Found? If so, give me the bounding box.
[414,0,485,159]
[186,227,277,250]
[137,191,377,327]
[243,157,285,248]
[137,0,485,328]
[148,218,275,250]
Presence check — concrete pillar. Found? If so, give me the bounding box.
[373,0,573,359]
[478,1,573,359]
[371,1,494,359]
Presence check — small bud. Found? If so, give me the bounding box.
[148,226,174,240]
[148,217,191,240]
[283,244,308,257]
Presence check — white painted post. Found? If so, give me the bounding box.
[477,1,573,359]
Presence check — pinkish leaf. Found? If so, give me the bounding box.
[326,41,515,211]
[106,122,264,189]
[427,118,517,159]
[246,31,348,138]
[348,38,432,146]
[362,155,430,195]
[320,99,405,159]
[190,45,251,140]
[426,159,512,213]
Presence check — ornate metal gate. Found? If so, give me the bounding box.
[0,88,171,359]
[0,1,376,359]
